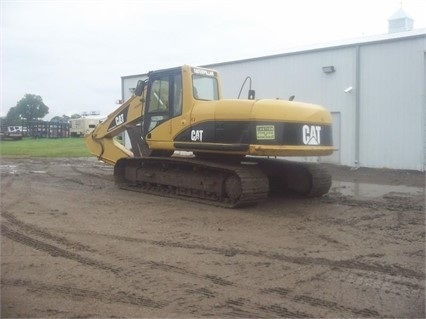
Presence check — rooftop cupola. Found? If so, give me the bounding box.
[388,7,414,33]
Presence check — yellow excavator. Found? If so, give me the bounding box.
[85,65,334,207]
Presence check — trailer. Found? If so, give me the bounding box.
[69,117,103,137]
[0,126,23,140]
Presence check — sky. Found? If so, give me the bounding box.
[1,0,426,120]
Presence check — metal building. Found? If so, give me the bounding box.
[121,28,426,171]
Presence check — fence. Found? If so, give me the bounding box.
[27,120,70,138]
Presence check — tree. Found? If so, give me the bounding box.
[5,106,22,126]
[50,115,70,123]
[8,94,49,123]
[50,116,62,122]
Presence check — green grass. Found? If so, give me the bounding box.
[0,137,92,157]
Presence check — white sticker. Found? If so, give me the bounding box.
[302,125,321,145]
[191,130,204,141]
[256,125,275,140]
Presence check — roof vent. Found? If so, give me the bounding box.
[388,8,414,33]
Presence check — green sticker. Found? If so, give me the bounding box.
[256,125,275,140]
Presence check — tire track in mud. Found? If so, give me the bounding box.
[1,224,121,274]
[222,288,381,318]
[255,303,312,318]
[0,171,33,211]
[261,286,377,316]
[185,285,382,318]
[1,222,410,318]
[183,288,316,318]
[97,233,425,280]
[322,270,425,297]
[71,166,113,181]
[291,295,379,317]
[45,171,88,187]
[1,278,165,309]
[1,212,239,304]
[4,209,413,319]
[68,231,415,317]
[1,211,95,253]
[205,274,234,286]
[185,287,216,298]
[0,173,14,191]
[223,298,256,318]
[2,158,421,317]
[221,298,314,318]
[0,226,415,319]
[0,175,16,208]
[45,164,112,189]
[321,194,424,212]
[52,231,322,317]
[1,212,238,302]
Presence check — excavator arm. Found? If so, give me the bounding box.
[84,80,146,165]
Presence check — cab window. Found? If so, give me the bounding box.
[172,74,182,116]
[192,75,219,101]
[148,78,169,112]
[145,73,182,132]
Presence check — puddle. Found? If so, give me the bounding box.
[331,181,424,199]
[30,170,47,174]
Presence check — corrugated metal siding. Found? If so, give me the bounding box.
[359,37,426,170]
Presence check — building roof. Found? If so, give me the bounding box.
[204,28,426,68]
[122,28,426,77]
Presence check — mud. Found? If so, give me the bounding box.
[1,157,425,318]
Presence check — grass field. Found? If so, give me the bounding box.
[0,137,92,157]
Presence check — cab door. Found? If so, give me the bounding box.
[144,71,182,149]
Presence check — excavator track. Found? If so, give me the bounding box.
[114,157,269,208]
[247,157,332,197]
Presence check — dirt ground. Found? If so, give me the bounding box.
[1,157,425,318]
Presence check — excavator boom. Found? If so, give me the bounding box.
[85,84,145,164]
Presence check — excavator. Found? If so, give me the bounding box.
[85,65,334,208]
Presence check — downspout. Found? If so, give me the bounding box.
[121,77,125,103]
[354,45,361,167]
[423,52,426,172]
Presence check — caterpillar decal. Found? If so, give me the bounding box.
[174,121,332,150]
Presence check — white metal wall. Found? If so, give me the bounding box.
[358,37,426,171]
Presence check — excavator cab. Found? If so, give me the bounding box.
[138,66,224,157]
[135,67,185,157]
[145,70,179,131]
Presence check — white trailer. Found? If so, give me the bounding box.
[69,117,103,137]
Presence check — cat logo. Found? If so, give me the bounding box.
[302,125,321,145]
[191,129,204,141]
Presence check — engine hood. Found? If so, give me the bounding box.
[212,98,332,124]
